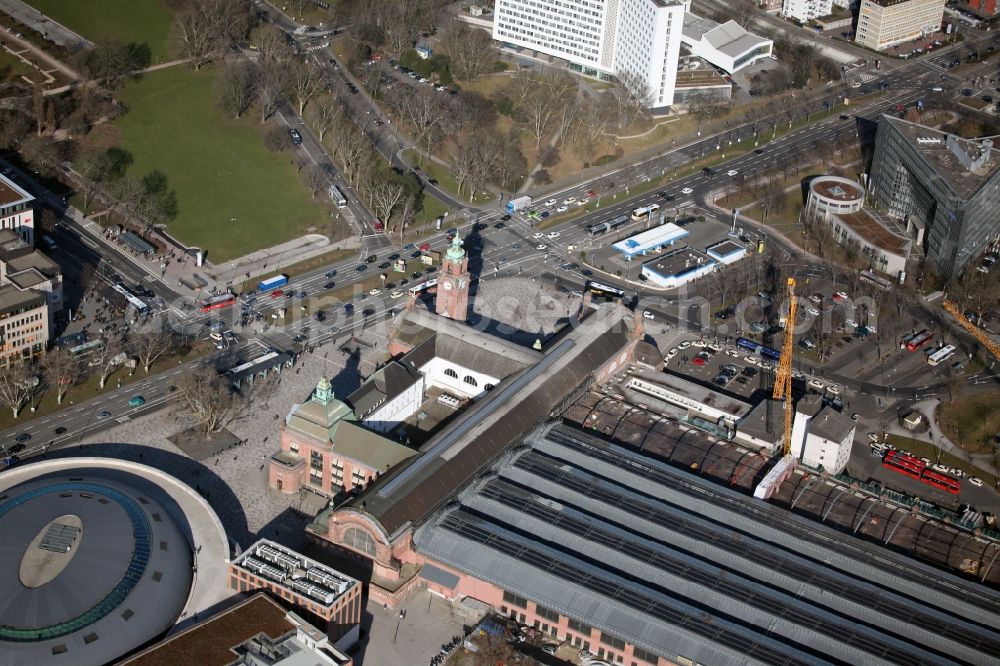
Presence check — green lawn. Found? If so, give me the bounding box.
[938,391,1000,455]
[0,47,33,82]
[27,0,174,63]
[114,66,328,262]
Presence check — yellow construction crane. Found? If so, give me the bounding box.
[942,300,1000,361]
[773,277,797,456]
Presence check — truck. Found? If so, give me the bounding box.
[506,195,532,214]
[258,274,289,293]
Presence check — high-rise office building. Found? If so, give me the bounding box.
[868,115,1000,278]
[493,0,687,109]
[855,0,946,51]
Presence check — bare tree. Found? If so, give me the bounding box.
[75,149,114,212]
[326,117,373,184]
[305,95,342,142]
[609,69,652,127]
[217,60,260,119]
[173,0,249,70]
[129,331,177,373]
[92,337,126,389]
[367,178,407,226]
[19,135,63,177]
[567,95,612,153]
[390,86,451,155]
[289,58,325,115]
[42,348,82,404]
[439,19,497,82]
[0,362,37,418]
[32,83,44,137]
[175,366,252,435]
[258,59,288,123]
[250,22,291,63]
[303,163,330,198]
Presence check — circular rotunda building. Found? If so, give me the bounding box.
[0,460,229,666]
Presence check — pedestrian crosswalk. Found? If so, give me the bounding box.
[857,72,879,83]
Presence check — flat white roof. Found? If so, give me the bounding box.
[612,222,689,256]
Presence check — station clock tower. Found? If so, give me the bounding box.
[435,233,471,321]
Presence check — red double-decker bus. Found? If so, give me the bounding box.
[906,330,934,352]
[200,294,236,313]
[882,450,926,479]
[921,469,961,495]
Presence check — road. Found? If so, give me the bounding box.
[0,0,91,49]
[3,20,998,459]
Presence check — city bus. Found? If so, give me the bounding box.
[407,278,438,296]
[882,450,925,479]
[586,215,630,237]
[585,280,625,302]
[927,344,956,366]
[630,204,660,223]
[258,274,289,293]
[69,339,105,357]
[906,330,934,352]
[921,468,961,494]
[200,294,237,313]
[736,337,782,361]
[328,185,347,208]
[111,284,150,315]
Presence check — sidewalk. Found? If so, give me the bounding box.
[204,233,361,288]
[0,20,81,81]
[0,0,91,49]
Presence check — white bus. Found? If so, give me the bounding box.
[927,344,956,366]
[328,185,348,208]
[630,204,660,222]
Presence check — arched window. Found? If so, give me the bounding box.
[464,375,478,387]
[444,368,458,379]
[343,526,377,557]
[484,383,495,391]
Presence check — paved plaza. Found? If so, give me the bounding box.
[46,334,391,552]
[356,590,470,666]
[470,276,581,345]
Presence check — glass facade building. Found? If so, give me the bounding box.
[868,115,1000,278]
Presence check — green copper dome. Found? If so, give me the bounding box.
[446,233,466,261]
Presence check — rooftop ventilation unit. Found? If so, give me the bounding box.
[257,544,301,570]
[242,556,286,583]
[916,137,943,144]
[306,567,350,593]
[292,578,335,604]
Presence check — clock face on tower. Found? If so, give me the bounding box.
[442,281,453,290]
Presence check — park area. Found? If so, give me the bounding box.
[113,65,328,263]
[938,391,1000,456]
[26,0,174,62]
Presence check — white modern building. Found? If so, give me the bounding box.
[680,15,773,73]
[0,172,35,246]
[493,0,688,109]
[782,0,834,23]
[790,395,856,475]
[855,0,946,51]
[611,222,689,257]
